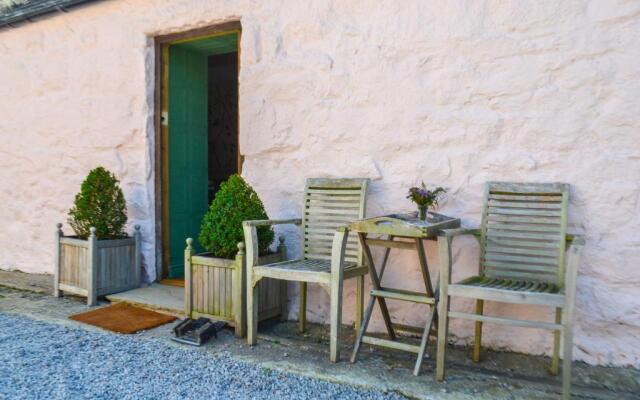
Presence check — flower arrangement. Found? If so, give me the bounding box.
[406,182,446,220]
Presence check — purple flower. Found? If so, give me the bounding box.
[406,182,447,208]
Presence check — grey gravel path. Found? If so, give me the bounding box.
[0,313,405,400]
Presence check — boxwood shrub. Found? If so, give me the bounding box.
[199,174,274,259]
[68,167,128,239]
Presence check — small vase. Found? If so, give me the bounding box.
[418,205,428,221]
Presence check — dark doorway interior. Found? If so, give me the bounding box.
[207,52,238,202]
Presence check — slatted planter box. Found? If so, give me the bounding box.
[53,224,141,306]
[184,237,286,338]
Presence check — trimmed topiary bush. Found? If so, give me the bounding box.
[68,167,128,240]
[199,174,274,259]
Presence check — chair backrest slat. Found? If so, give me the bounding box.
[480,182,569,285]
[302,178,369,264]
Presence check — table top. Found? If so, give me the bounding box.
[349,211,461,238]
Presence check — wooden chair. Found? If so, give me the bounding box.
[436,182,585,399]
[243,178,369,362]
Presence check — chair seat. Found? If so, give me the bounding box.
[458,276,560,293]
[254,258,367,284]
[449,276,564,307]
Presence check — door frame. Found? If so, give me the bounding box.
[153,21,242,281]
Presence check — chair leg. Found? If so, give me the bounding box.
[473,299,484,362]
[355,275,364,332]
[436,292,450,381]
[329,272,344,363]
[247,280,259,346]
[279,281,288,322]
[299,282,307,333]
[551,307,562,375]
[562,316,574,399]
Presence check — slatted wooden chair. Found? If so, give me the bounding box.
[243,178,369,362]
[436,182,585,399]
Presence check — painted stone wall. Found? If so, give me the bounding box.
[0,0,638,368]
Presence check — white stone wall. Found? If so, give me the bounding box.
[0,0,638,367]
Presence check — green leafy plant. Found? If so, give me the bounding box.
[199,174,274,259]
[68,167,128,239]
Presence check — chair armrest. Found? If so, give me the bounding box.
[438,228,481,239]
[243,218,302,227]
[565,233,585,246]
[437,228,481,285]
[243,219,302,268]
[561,234,585,298]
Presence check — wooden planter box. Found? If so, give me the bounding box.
[53,224,141,306]
[184,237,286,337]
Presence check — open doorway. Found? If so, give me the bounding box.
[159,30,240,281]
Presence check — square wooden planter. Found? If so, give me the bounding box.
[53,224,141,306]
[184,237,287,338]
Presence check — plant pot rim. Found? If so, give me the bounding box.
[62,234,131,241]
[194,250,276,259]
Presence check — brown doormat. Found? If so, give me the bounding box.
[69,302,176,334]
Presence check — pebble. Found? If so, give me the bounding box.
[0,313,404,400]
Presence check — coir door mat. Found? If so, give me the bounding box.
[70,302,176,334]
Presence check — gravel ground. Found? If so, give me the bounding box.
[0,313,405,400]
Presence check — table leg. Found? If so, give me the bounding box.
[415,238,434,297]
[350,295,376,363]
[413,302,437,376]
[379,235,394,280]
[358,232,396,340]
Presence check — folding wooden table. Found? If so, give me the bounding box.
[349,212,460,375]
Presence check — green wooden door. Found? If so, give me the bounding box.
[167,45,208,278]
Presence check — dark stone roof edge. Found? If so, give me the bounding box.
[1,0,100,28]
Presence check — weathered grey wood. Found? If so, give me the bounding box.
[436,234,452,382]
[299,282,307,333]
[59,237,91,247]
[243,218,302,227]
[350,212,457,375]
[184,238,193,320]
[369,288,435,304]
[234,242,245,337]
[278,237,288,322]
[357,232,396,339]
[447,284,565,306]
[551,307,562,375]
[191,255,237,268]
[243,178,369,360]
[350,295,376,363]
[184,239,283,338]
[244,223,259,346]
[53,223,63,297]
[355,275,364,332]
[435,182,584,399]
[329,227,349,362]
[87,227,98,306]
[364,238,416,250]
[448,311,562,331]
[414,295,438,376]
[473,299,484,362]
[561,236,584,399]
[350,212,460,238]
[58,284,88,296]
[134,225,141,287]
[362,336,421,354]
[55,224,139,303]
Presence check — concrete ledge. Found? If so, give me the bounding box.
[0,269,52,294]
